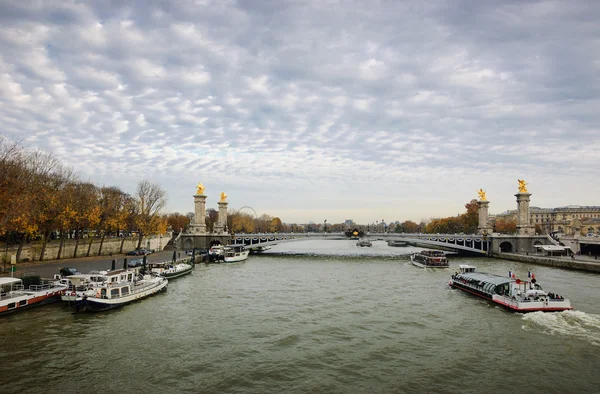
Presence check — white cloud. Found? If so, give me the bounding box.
[0,0,599,223]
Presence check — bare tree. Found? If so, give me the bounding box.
[135,180,167,249]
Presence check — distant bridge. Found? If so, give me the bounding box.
[230,232,491,255]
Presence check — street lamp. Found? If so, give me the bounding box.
[324,219,327,233]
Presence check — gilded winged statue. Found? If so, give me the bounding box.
[220,192,228,202]
[196,183,205,195]
[477,189,487,201]
[517,179,528,193]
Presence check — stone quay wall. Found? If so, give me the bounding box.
[494,252,600,273]
[1,233,171,263]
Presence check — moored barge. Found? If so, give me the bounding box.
[449,265,572,312]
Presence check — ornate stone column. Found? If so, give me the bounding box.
[214,200,228,234]
[477,200,492,234]
[190,194,207,234]
[515,192,534,235]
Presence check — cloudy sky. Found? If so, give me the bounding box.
[1,0,599,224]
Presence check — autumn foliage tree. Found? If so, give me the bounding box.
[424,199,479,234]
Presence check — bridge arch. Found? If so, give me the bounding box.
[499,241,514,253]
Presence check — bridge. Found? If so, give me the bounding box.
[230,232,492,255]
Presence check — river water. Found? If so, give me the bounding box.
[1,240,599,393]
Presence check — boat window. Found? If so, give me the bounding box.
[111,288,120,297]
[121,287,129,295]
[19,300,27,307]
[7,302,16,309]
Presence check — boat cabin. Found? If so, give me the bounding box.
[459,264,476,273]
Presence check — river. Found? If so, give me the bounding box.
[1,240,599,393]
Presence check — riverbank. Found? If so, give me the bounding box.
[493,252,600,273]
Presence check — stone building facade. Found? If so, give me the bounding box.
[491,205,600,236]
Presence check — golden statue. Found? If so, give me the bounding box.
[220,192,227,202]
[196,182,205,195]
[517,179,528,193]
[477,189,487,201]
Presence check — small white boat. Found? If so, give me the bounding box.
[148,261,193,279]
[356,238,372,247]
[59,272,109,302]
[449,265,573,312]
[73,269,168,313]
[0,277,67,316]
[223,245,249,263]
[208,245,225,262]
[410,250,449,268]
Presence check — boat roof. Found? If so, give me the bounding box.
[0,277,22,285]
[460,272,513,286]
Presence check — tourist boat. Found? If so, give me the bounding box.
[72,269,168,313]
[147,261,193,279]
[223,244,249,263]
[448,265,573,312]
[356,238,372,247]
[0,277,68,316]
[410,250,449,268]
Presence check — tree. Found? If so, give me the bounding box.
[494,218,517,234]
[205,208,218,232]
[165,213,190,233]
[269,217,283,232]
[461,199,479,234]
[402,220,419,233]
[134,180,167,249]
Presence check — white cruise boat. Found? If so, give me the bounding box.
[73,269,168,313]
[223,245,249,263]
[0,277,67,316]
[449,265,573,312]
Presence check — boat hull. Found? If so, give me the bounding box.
[224,250,249,263]
[161,265,193,279]
[74,279,168,313]
[410,255,449,269]
[449,280,573,312]
[0,292,63,316]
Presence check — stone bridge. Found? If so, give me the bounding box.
[229,232,553,255]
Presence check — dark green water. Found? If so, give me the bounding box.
[1,240,599,393]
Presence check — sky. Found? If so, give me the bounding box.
[1,0,599,225]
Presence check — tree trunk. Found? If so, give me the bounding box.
[39,229,50,261]
[73,227,80,258]
[119,237,125,254]
[98,233,105,256]
[137,232,143,250]
[57,229,66,260]
[16,234,25,262]
[86,233,95,257]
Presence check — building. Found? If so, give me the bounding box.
[492,205,600,236]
